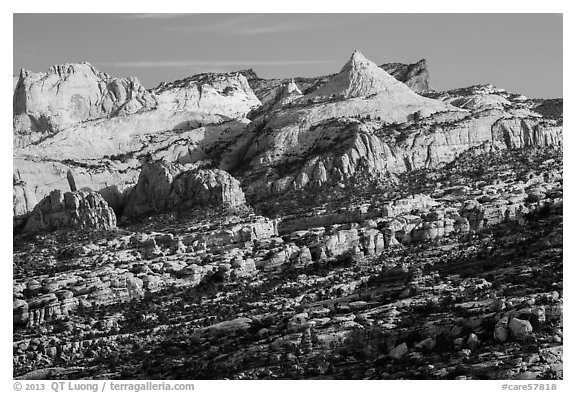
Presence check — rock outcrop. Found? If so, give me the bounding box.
[233,54,561,199]
[235,52,456,193]
[124,161,246,218]
[13,63,156,142]
[13,66,259,217]
[381,59,430,92]
[22,190,117,233]
[240,58,431,108]
[152,71,261,118]
[304,51,437,102]
[270,79,303,110]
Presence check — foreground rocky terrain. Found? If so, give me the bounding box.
[13,51,562,380]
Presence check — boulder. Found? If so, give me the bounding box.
[494,316,509,342]
[389,342,408,359]
[508,317,533,339]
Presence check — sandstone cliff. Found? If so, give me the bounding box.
[229,53,561,199]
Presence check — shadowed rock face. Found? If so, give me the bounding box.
[124,161,246,218]
[381,59,430,92]
[22,190,117,233]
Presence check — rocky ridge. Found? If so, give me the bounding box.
[239,57,430,109]
[13,52,561,220]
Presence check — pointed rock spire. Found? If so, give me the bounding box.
[304,50,411,100]
[341,50,372,72]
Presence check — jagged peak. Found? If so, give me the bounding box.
[340,50,373,73]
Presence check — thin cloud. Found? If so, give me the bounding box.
[231,19,325,35]
[165,14,356,35]
[114,14,191,20]
[166,14,263,33]
[97,59,335,68]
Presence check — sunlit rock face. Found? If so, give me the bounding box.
[13,62,156,140]
[152,71,261,118]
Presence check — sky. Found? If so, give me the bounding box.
[13,13,563,98]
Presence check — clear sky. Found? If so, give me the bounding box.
[13,13,562,98]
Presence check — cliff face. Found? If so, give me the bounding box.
[240,112,562,200]
[13,64,259,219]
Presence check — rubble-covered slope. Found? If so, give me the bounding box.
[13,148,562,380]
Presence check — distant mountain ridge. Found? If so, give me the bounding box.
[13,51,562,223]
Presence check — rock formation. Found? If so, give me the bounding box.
[240,58,431,108]
[13,64,258,217]
[124,161,246,218]
[13,52,562,219]
[13,63,156,142]
[22,190,117,233]
[152,71,261,118]
[381,59,430,92]
[305,51,427,100]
